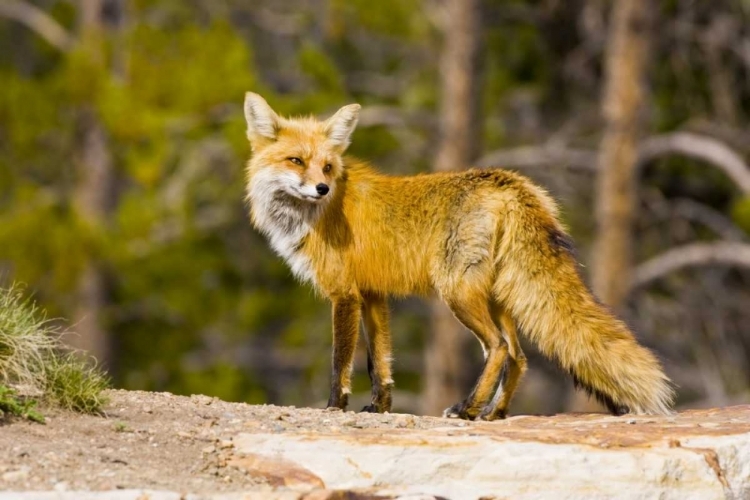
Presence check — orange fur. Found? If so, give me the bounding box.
[243,93,675,419]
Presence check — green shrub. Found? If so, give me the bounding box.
[0,285,109,421]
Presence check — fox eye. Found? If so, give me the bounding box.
[288,157,303,166]
[323,164,332,173]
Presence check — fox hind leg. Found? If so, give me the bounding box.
[441,292,509,420]
[478,306,527,421]
[361,293,394,413]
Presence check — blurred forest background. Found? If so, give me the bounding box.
[2,0,750,416]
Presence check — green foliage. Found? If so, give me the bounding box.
[0,7,286,403]
[99,21,255,141]
[44,352,110,413]
[299,42,345,95]
[731,197,750,235]
[113,421,130,432]
[330,0,425,40]
[0,200,93,297]
[0,384,44,424]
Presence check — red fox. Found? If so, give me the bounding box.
[243,92,674,420]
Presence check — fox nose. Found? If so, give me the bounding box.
[316,183,330,196]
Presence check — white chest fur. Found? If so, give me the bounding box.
[247,169,324,284]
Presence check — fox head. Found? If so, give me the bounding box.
[244,92,360,204]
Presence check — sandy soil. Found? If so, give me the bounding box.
[0,389,469,494]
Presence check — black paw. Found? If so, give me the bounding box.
[442,402,475,420]
[477,406,507,421]
[362,385,392,414]
[326,392,349,411]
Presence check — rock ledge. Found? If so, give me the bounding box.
[0,391,747,500]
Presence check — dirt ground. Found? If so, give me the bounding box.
[0,389,470,494]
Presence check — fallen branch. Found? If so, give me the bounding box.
[475,132,750,195]
[0,0,73,51]
[631,242,750,291]
[644,193,748,242]
[638,132,750,194]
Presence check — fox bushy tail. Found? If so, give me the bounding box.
[492,192,674,415]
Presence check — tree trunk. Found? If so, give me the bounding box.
[72,108,114,366]
[422,0,483,416]
[69,0,121,368]
[591,0,652,310]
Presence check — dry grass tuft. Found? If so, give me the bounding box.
[0,285,109,421]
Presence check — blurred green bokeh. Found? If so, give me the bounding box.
[1,0,749,413]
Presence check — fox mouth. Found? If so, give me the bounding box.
[289,185,332,203]
[289,189,326,203]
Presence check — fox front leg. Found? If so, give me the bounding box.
[327,295,362,410]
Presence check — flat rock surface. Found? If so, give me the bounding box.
[0,390,748,499]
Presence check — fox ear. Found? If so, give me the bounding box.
[244,92,279,141]
[324,103,361,150]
